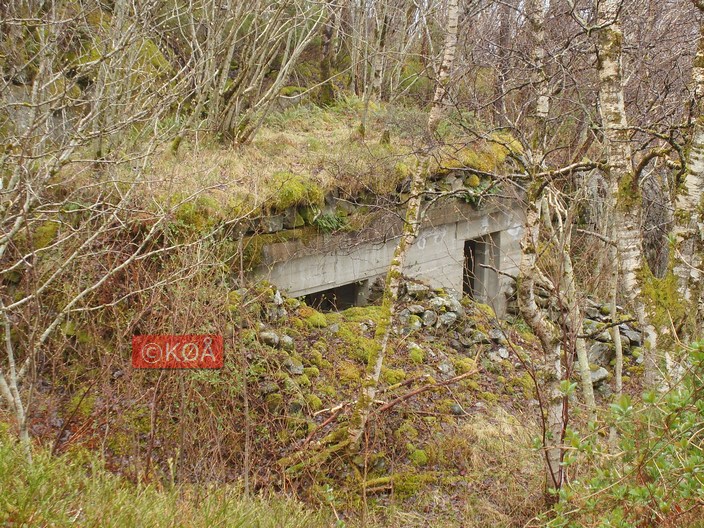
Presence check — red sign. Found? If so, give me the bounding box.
[132,335,223,369]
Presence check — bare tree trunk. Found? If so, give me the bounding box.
[595,0,659,386]
[348,0,460,447]
[674,5,704,336]
[427,0,460,135]
[319,3,337,106]
[493,0,511,126]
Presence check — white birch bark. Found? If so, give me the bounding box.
[427,0,460,135]
[348,0,460,446]
[674,7,704,335]
[596,0,659,385]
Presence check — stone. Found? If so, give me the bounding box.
[407,304,426,315]
[259,330,280,347]
[327,323,340,334]
[422,310,438,326]
[404,315,423,334]
[259,381,279,396]
[445,288,462,301]
[584,305,600,320]
[273,290,284,306]
[497,347,510,359]
[619,324,642,347]
[590,367,610,385]
[283,208,305,229]
[488,351,502,362]
[428,297,446,310]
[597,383,613,398]
[459,334,474,348]
[397,308,411,326]
[437,359,456,379]
[450,403,464,415]
[406,282,431,300]
[445,297,465,316]
[280,335,295,351]
[449,339,463,351]
[489,328,508,345]
[588,342,613,367]
[438,312,458,326]
[584,319,611,342]
[283,357,304,375]
[471,330,492,345]
[257,215,284,233]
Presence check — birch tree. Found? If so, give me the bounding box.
[594,0,660,385]
[348,0,460,446]
[673,1,704,337]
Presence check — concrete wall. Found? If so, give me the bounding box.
[252,197,524,317]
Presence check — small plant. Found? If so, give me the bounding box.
[313,212,347,233]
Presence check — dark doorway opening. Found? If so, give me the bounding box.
[463,233,500,304]
[304,282,361,311]
[463,239,478,297]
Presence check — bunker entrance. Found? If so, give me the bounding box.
[304,280,371,311]
[463,233,500,305]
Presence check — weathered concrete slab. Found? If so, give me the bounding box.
[252,196,523,317]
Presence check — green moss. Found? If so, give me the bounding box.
[409,347,424,364]
[305,394,323,411]
[296,374,311,388]
[241,227,319,270]
[266,393,284,412]
[107,431,132,456]
[480,391,499,404]
[33,221,59,249]
[336,323,376,363]
[393,472,437,500]
[341,305,384,324]
[640,269,686,339]
[297,306,328,328]
[381,367,406,385]
[303,366,320,378]
[125,407,151,434]
[394,422,419,441]
[409,449,429,467]
[453,357,476,374]
[507,372,535,399]
[173,195,221,234]
[280,85,306,97]
[317,384,336,397]
[269,171,324,213]
[66,393,96,420]
[338,361,361,383]
[617,172,641,210]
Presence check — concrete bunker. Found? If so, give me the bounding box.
[251,197,523,317]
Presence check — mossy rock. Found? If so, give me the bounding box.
[298,306,328,328]
[266,393,284,412]
[382,367,406,385]
[303,366,320,378]
[33,221,59,250]
[269,171,324,213]
[409,346,424,364]
[338,361,361,383]
[409,449,429,467]
[305,393,323,411]
[453,357,476,374]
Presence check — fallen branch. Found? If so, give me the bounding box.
[373,369,477,415]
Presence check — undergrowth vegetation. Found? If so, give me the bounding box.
[0,428,328,528]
